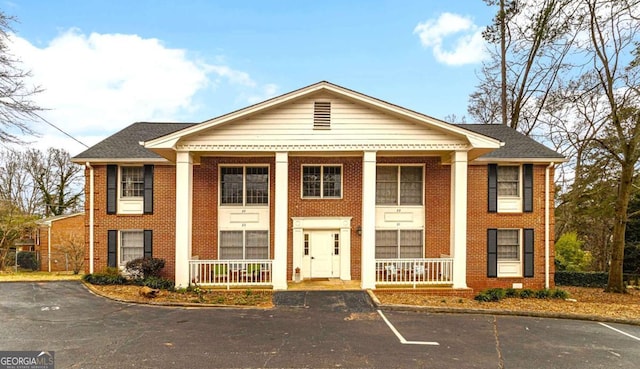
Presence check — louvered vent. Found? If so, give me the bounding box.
[313,101,331,129]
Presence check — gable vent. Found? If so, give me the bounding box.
[313,101,331,129]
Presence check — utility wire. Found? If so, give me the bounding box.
[32,112,89,148]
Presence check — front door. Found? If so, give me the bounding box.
[308,231,338,278]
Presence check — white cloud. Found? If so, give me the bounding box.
[246,83,280,104]
[414,13,488,66]
[7,29,277,155]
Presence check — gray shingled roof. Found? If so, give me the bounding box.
[73,121,563,161]
[73,122,197,160]
[457,124,564,159]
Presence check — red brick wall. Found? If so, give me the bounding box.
[87,158,555,291]
[37,214,84,272]
[466,164,555,290]
[85,165,177,279]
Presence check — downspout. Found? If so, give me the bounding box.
[47,223,52,272]
[545,162,555,289]
[86,162,95,274]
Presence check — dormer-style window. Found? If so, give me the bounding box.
[313,101,331,129]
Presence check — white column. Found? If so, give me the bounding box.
[273,152,289,290]
[175,151,193,288]
[450,151,468,289]
[361,151,377,289]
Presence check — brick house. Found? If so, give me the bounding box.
[72,81,564,292]
[36,212,85,272]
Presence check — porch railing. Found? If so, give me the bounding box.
[189,260,272,289]
[375,258,453,288]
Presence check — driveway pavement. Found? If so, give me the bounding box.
[1,282,639,369]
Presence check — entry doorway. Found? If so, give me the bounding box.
[303,230,340,279]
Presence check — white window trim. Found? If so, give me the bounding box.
[219,164,270,207]
[497,228,523,278]
[301,164,343,199]
[218,229,270,260]
[374,228,424,259]
[497,164,522,213]
[118,166,144,215]
[119,229,144,267]
[375,164,425,207]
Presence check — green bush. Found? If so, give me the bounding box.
[17,252,38,271]
[519,289,535,298]
[83,272,127,285]
[138,276,175,291]
[555,271,608,287]
[474,288,507,302]
[551,288,569,299]
[535,289,552,299]
[125,257,166,279]
[505,288,520,298]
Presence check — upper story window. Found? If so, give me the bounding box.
[220,166,269,206]
[497,166,520,197]
[302,165,342,198]
[376,165,423,206]
[121,167,144,198]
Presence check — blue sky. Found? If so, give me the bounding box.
[4,0,496,155]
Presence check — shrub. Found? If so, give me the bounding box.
[17,252,38,271]
[555,271,608,287]
[535,289,552,299]
[125,257,166,279]
[551,288,569,299]
[505,288,520,298]
[139,276,175,291]
[83,272,127,285]
[519,289,535,298]
[474,288,506,302]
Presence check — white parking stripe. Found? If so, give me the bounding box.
[377,310,439,346]
[599,322,640,342]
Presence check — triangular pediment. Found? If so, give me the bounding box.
[144,81,501,160]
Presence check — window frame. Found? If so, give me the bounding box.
[375,165,424,206]
[219,165,270,207]
[219,229,270,260]
[120,166,144,199]
[119,230,144,266]
[374,229,424,259]
[497,229,521,262]
[301,164,343,199]
[497,165,521,198]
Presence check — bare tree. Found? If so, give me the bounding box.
[58,231,84,274]
[0,148,39,214]
[0,12,42,143]
[470,0,578,134]
[25,148,83,217]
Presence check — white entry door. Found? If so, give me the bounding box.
[309,231,338,278]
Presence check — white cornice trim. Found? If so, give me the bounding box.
[176,142,471,151]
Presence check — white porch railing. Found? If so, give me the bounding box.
[375,258,454,288]
[189,260,272,289]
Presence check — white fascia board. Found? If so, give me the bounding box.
[471,157,567,164]
[70,158,171,164]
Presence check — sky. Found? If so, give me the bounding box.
[3,0,497,156]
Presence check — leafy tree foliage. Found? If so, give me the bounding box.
[555,232,592,271]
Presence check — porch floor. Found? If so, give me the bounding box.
[288,279,362,291]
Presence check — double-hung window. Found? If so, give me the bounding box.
[121,167,144,198]
[497,229,520,261]
[220,230,269,259]
[488,228,534,278]
[120,230,144,264]
[376,166,423,205]
[302,165,342,198]
[375,230,423,258]
[220,166,269,206]
[497,166,519,197]
[489,164,533,213]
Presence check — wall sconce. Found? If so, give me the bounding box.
[356,225,362,236]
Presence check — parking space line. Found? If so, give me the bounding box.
[599,322,640,342]
[376,310,439,346]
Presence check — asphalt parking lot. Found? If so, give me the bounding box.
[0,282,639,369]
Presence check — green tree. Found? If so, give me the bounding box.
[555,232,592,271]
